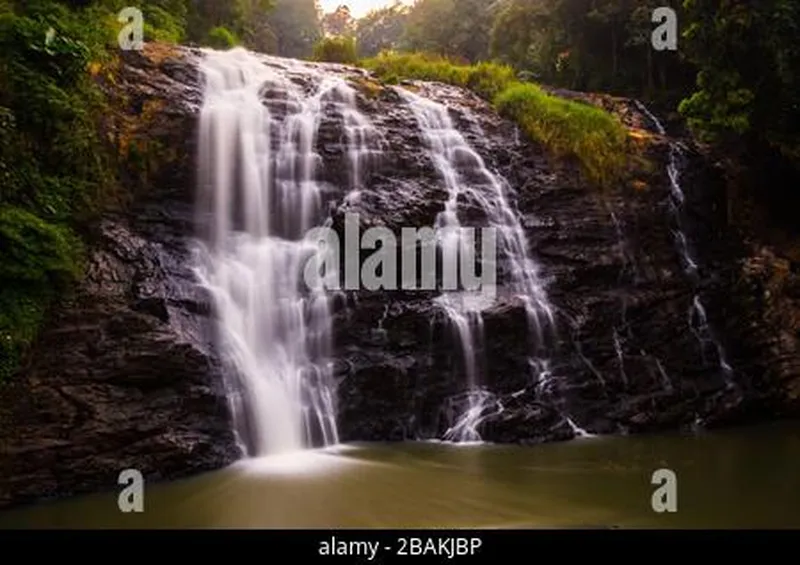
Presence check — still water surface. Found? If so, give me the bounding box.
[2,422,799,528]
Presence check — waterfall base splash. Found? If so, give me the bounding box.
[441,389,502,444]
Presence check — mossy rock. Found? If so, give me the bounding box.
[351,76,385,100]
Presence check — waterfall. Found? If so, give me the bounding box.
[192,48,374,457]
[339,84,383,198]
[634,101,735,388]
[398,87,556,442]
[608,201,675,395]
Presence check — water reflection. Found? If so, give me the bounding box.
[1,422,798,529]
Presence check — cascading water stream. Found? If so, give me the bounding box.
[399,88,557,442]
[339,85,384,198]
[193,48,375,458]
[607,205,675,394]
[634,101,735,388]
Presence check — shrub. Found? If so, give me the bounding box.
[0,206,84,381]
[0,2,115,381]
[207,25,239,49]
[313,36,358,64]
[144,5,187,44]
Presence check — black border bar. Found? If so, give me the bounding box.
[2,529,798,559]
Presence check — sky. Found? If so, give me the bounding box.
[319,0,414,19]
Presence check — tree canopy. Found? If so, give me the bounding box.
[349,0,799,177]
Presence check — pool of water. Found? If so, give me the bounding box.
[2,422,799,528]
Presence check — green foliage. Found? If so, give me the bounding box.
[143,5,187,44]
[0,11,112,210]
[0,105,17,193]
[361,51,628,188]
[207,25,239,49]
[0,1,117,381]
[402,0,496,62]
[678,70,754,143]
[0,206,84,381]
[466,62,518,101]
[350,0,696,101]
[264,0,320,58]
[0,9,91,84]
[355,3,409,58]
[679,0,800,162]
[495,83,628,188]
[489,0,691,98]
[362,51,471,88]
[313,36,358,64]
[0,207,83,286]
[0,287,47,382]
[186,0,275,50]
[232,0,275,52]
[364,0,799,178]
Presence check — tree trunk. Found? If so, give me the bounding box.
[611,29,618,84]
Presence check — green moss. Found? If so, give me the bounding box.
[0,207,84,283]
[0,206,84,381]
[350,76,384,99]
[360,51,629,188]
[0,288,47,382]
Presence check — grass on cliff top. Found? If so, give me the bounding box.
[360,51,629,189]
